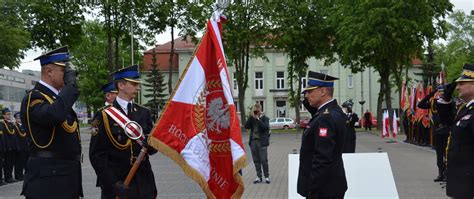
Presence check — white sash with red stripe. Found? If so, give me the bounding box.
[103,106,144,144]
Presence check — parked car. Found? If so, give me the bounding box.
[269,118,296,130]
[299,116,311,129]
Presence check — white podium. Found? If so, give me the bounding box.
[288,153,399,199]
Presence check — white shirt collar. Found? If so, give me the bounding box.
[318,99,334,110]
[39,80,59,95]
[115,96,132,114]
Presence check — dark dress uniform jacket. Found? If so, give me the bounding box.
[298,100,348,197]
[1,121,18,151]
[89,100,157,199]
[343,112,358,153]
[19,83,82,199]
[440,101,474,198]
[14,122,29,152]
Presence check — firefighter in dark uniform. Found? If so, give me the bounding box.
[14,112,29,181]
[438,63,474,198]
[90,82,118,139]
[0,108,18,184]
[89,65,157,199]
[417,86,449,182]
[0,109,5,186]
[298,71,347,199]
[342,100,358,153]
[20,46,82,199]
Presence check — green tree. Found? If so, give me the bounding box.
[71,21,109,115]
[271,1,334,124]
[434,10,474,82]
[25,0,85,50]
[143,49,167,121]
[329,1,452,128]
[149,0,212,95]
[88,0,163,72]
[223,0,272,126]
[0,1,30,68]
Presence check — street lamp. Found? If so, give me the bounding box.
[359,100,365,117]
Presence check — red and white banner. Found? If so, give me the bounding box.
[392,110,398,138]
[149,12,246,199]
[382,110,391,138]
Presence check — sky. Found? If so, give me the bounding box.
[17,0,474,72]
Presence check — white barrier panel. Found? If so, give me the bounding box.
[288,153,399,199]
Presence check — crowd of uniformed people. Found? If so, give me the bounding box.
[0,108,29,186]
[0,44,472,199]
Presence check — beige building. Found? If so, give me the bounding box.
[142,37,423,121]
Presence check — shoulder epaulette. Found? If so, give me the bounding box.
[98,104,111,111]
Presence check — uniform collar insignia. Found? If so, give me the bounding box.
[323,108,330,114]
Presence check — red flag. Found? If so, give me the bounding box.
[382,110,391,138]
[401,81,409,111]
[149,12,246,199]
[409,86,417,122]
[421,85,432,127]
[392,110,398,138]
[415,83,425,122]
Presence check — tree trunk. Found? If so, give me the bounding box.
[106,2,113,77]
[114,36,119,70]
[377,80,384,130]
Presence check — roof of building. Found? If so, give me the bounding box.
[144,37,197,54]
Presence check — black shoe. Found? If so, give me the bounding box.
[434,175,444,182]
[5,179,16,183]
[253,177,262,184]
[0,181,5,186]
[15,177,23,181]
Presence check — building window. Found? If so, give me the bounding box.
[276,72,285,89]
[235,100,240,112]
[276,100,286,117]
[255,72,263,90]
[256,100,264,112]
[300,77,307,90]
[320,70,328,75]
[348,75,353,88]
[233,72,238,90]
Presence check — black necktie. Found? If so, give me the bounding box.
[127,103,132,115]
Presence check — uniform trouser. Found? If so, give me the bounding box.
[250,139,269,179]
[364,122,371,131]
[0,152,4,181]
[434,134,448,177]
[14,151,28,179]
[4,150,15,180]
[307,192,345,199]
[345,140,356,153]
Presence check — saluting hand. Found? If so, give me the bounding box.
[64,62,78,87]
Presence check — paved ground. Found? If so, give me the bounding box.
[0,129,448,199]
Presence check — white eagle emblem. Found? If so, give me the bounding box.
[206,97,230,133]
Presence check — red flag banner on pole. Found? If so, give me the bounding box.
[392,110,398,138]
[149,12,246,199]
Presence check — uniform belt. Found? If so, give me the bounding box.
[31,151,81,162]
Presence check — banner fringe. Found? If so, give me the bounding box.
[149,136,216,199]
[231,156,246,199]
